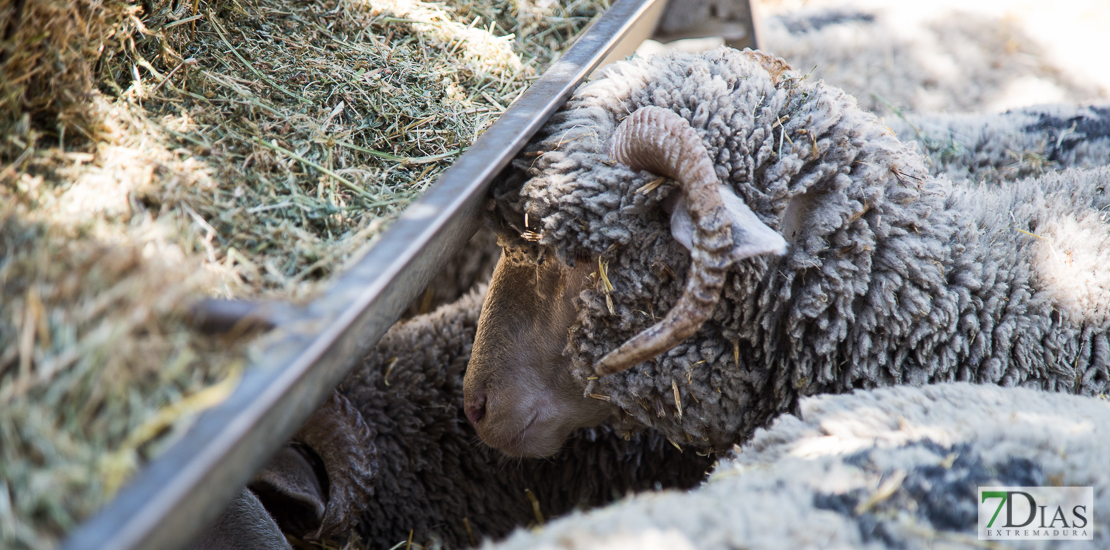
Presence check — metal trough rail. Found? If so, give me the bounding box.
[62,0,669,548]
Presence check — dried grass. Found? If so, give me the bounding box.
[0,0,607,545]
[0,0,139,146]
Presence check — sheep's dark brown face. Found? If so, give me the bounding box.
[463,253,610,457]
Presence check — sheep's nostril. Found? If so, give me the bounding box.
[464,393,487,424]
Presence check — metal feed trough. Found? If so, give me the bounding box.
[62,1,757,548]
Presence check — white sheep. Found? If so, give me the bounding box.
[482,383,1110,550]
[886,104,1110,185]
[462,47,1110,457]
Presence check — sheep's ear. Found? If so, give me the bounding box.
[670,185,787,261]
[248,445,328,538]
[188,487,293,550]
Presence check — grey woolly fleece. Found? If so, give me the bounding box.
[760,6,1105,116]
[888,104,1110,185]
[483,383,1110,550]
[490,48,1110,452]
[339,288,714,549]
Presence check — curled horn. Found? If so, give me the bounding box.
[594,106,734,376]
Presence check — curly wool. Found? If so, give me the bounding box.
[490,48,1110,451]
[484,384,1110,550]
[340,288,713,549]
[888,104,1110,185]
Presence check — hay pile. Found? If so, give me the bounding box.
[0,0,606,545]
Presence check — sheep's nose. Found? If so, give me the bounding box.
[464,392,487,424]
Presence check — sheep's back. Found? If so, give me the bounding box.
[483,384,1110,550]
[938,167,1110,395]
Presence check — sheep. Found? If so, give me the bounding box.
[462,47,1110,458]
[482,383,1110,550]
[758,5,1108,116]
[192,288,714,550]
[188,388,377,550]
[187,488,293,550]
[885,104,1110,185]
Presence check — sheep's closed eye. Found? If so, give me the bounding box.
[780,190,820,243]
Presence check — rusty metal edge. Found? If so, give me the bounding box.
[61,0,665,548]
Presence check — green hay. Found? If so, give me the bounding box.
[0,0,607,545]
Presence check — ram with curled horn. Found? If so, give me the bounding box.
[462,100,786,458]
[596,106,788,376]
[466,48,1110,461]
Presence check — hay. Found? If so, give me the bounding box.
[0,0,606,545]
[0,0,139,148]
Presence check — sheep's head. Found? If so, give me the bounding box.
[463,250,609,457]
[464,106,786,457]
